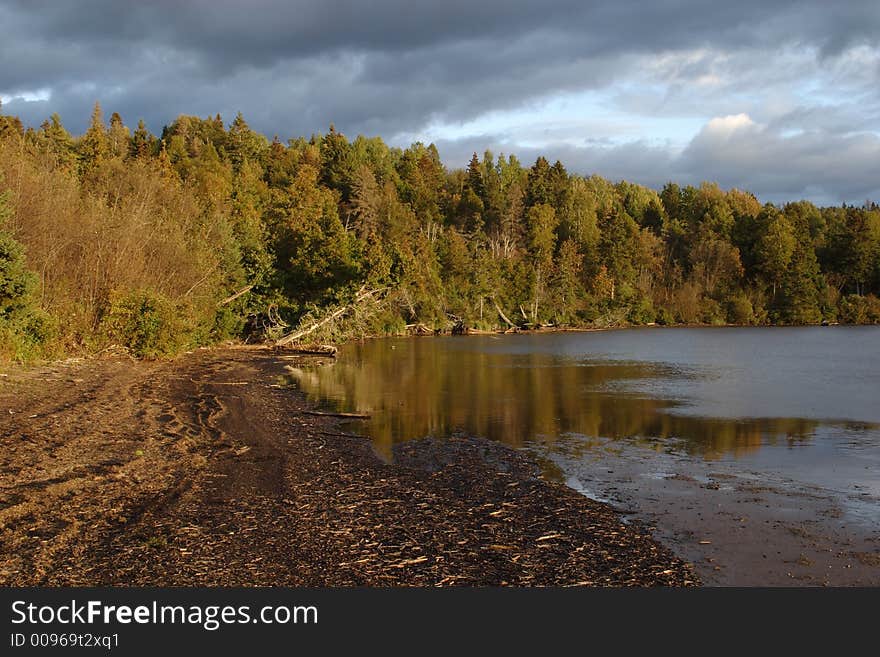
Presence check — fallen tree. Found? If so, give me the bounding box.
[491,297,518,332]
[275,286,387,346]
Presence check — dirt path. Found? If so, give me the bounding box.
[0,347,695,586]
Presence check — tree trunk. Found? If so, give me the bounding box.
[492,297,516,329]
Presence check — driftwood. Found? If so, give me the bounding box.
[302,410,370,419]
[405,323,433,336]
[218,284,254,307]
[446,312,467,335]
[276,305,348,346]
[276,344,338,357]
[275,287,386,346]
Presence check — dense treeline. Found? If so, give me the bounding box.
[1,102,879,360]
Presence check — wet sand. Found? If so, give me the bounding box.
[540,437,880,586]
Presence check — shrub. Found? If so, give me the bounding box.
[211,305,245,341]
[838,294,880,324]
[626,297,655,325]
[726,295,754,325]
[0,191,53,361]
[99,290,190,358]
[655,307,675,326]
[699,297,726,325]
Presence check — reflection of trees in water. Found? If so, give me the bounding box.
[282,340,849,461]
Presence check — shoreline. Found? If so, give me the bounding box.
[2,322,868,371]
[540,438,880,586]
[0,347,695,586]
[312,321,863,350]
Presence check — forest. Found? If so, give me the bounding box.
[1,102,879,360]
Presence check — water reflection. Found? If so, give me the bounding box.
[282,335,875,461]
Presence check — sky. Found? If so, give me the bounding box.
[1,0,878,205]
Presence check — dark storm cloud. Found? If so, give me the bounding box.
[679,115,880,203]
[1,1,878,202]
[438,116,880,206]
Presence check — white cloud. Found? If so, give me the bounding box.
[702,114,757,137]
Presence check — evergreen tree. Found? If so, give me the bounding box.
[227,112,265,171]
[78,101,109,177]
[38,113,77,169]
[0,189,36,319]
[777,239,823,324]
[465,152,484,200]
[526,156,553,207]
[525,203,559,321]
[129,119,155,159]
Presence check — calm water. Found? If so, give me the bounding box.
[285,326,880,505]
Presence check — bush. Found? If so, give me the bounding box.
[579,298,603,323]
[211,305,245,341]
[626,297,655,325]
[868,295,880,323]
[99,290,190,358]
[0,195,54,361]
[838,294,880,324]
[655,307,675,326]
[726,295,754,325]
[0,222,36,318]
[0,311,56,362]
[699,297,726,325]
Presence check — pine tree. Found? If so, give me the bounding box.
[777,240,823,324]
[465,152,484,200]
[227,112,264,171]
[38,113,77,169]
[0,188,39,322]
[129,119,155,159]
[78,101,109,177]
[526,156,552,207]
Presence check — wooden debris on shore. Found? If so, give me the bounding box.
[491,297,519,333]
[302,409,370,419]
[217,284,254,307]
[446,312,468,335]
[275,286,387,347]
[274,344,338,357]
[405,323,433,336]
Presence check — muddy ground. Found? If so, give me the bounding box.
[0,347,694,586]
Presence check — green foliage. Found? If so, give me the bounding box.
[1,105,879,364]
[838,294,880,325]
[273,164,357,304]
[774,240,823,324]
[99,290,191,358]
[627,297,655,325]
[0,189,54,360]
[755,206,796,294]
[78,102,110,178]
[655,307,675,326]
[0,227,36,318]
[725,294,755,325]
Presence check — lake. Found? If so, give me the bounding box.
[285,326,880,584]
